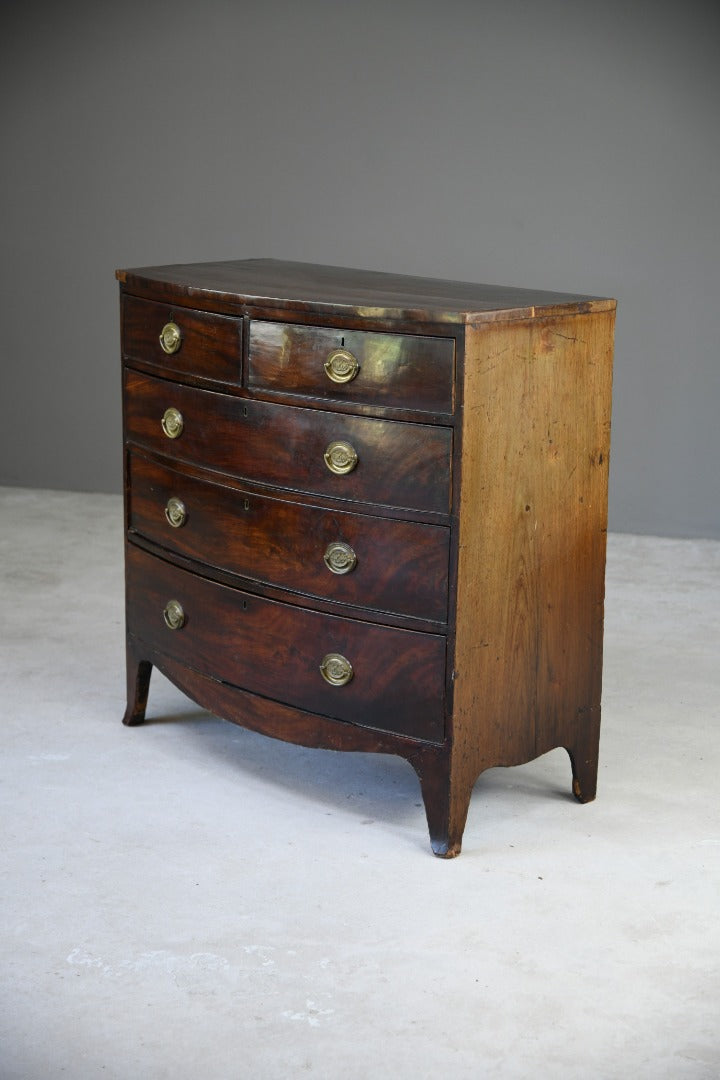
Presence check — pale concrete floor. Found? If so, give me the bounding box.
[1,487,718,1080]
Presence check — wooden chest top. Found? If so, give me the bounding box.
[117,258,614,324]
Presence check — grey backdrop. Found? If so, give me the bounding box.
[2,0,719,537]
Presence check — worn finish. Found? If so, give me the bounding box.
[124,369,452,515]
[117,258,615,324]
[441,310,616,853]
[121,294,243,384]
[126,544,446,742]
[119,258,615,856]
[248,320,455,414]
[128,452,450,622]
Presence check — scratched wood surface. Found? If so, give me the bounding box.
[446,308,615,844]
[128,451,451,622]
[124,368,453,516]
[119,259,615,856]
[248,319,455,414]
[117,258,615,324]
[122,293,242,384]
[126,544,446,741]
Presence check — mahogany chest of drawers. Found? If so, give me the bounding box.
[117,259,615,856]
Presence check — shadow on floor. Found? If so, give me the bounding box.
[134,697,577,831]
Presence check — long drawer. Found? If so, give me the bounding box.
[126,545,446,741]
[128,453,450,622]
[124,369,452,515]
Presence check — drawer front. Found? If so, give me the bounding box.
[122,294,242,383]
[129,454,450,622]
[126,545,445,741]
[124,369,452,515]
[248,321,455,414]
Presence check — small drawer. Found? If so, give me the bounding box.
[124,369,452,515]
[128,453,450,622]
[248,321,455,414]
[126,545,446,741]
[121,294,242,383]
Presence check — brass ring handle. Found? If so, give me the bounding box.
[161,407,184,439]
[163,599,185,630]
[164,497,187,528]
[320,653,353,687]
[159,322,182,355]
[323,541,357,575]
[324,348,359,384]
[323,440,358,476]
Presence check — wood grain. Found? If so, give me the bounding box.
[124,369,453,515]
[119,259,616,856]
[121,294,242,383]
[128,452,450,622]
[117,258,615,325]
[248,320,455,414]
[449,309,615,810]
[126,543,446,741]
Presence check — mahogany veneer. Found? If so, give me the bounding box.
[118,258,615,856]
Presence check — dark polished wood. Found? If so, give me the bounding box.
[117,258,615,324]
[122,294,242,384]
[248,320,454,414]
[126,544,446,742]
[122,636,152,726]
[119,258,615,856]
[123,642,470,856]
[128,452,450,622]
[124,368,452,516]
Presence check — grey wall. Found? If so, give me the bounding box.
[2,0,719,537]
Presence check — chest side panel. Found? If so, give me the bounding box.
[452,310,615,772]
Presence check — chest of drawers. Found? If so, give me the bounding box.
[117,259,615,857]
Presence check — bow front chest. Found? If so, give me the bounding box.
[117,259,615,856]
